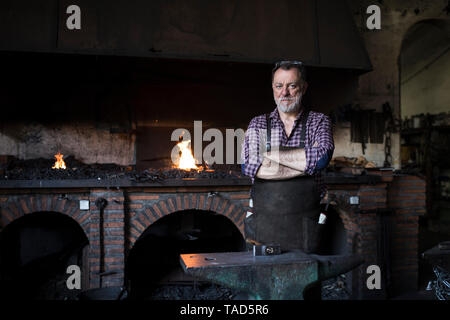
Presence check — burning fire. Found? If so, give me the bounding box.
[52,152,66,170]
[176,139,200,171]
[173,134,215,172]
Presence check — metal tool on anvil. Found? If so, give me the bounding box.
[252,243,281,256]
[180,250,364,300]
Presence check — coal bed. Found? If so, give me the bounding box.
[0,156,244,182]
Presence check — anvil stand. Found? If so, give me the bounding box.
[180,250,364,300]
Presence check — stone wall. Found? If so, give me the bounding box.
[333,0,450,168]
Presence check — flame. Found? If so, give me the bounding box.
[52,152,66,170]
[176,140,199,171]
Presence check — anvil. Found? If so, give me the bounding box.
[180,250,364,300]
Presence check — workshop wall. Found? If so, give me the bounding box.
[0,54,137,166]
[0,123,136,166]
[336,0,449,168]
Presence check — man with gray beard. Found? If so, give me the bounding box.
[242,60,334,185]
[241,60,335,245]
[241,60,334,299]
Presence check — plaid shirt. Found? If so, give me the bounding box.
[241,107,334,198]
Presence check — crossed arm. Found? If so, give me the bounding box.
[242,113,334,181]
[256,148,306,180]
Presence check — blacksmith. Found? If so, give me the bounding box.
[241,60,334,253]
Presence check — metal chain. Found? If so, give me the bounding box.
[383,102,401,168]
[384,130,392,167]
[383,103,393,167]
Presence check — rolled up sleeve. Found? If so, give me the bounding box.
[241,117,266,180]
[305,114,334,175]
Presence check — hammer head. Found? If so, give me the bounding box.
[252,243,281,256]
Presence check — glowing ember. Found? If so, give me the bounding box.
[52,152,66,170]
[204,161,214,172]
[176,139,200,171]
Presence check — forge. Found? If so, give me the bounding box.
[0,150,255,300]
[0,147,427,300]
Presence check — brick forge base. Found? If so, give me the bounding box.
[328,172,426,299]
[0,185,252,290]
[0,173,426,299]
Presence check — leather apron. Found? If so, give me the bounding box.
[245,110,321,253]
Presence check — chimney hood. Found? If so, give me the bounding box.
[0,0,372,72]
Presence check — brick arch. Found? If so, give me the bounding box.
[398,18,449,57]
[0,195,90,239]
[128,193,247,248]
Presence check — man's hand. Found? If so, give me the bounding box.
[263,148,307,172]
[256,156,304,180]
